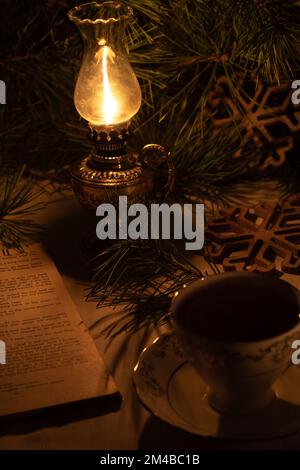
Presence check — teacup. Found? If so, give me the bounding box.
[172,272,300,414]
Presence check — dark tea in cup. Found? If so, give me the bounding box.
[172,272,300,414]
[177,277,299,342]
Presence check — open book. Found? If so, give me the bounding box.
[0,244,118,418]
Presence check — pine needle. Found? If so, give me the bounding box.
[0,167,45,251]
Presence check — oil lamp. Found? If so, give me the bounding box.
[68,1,173,209]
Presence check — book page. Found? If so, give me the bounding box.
[0,244,117,417]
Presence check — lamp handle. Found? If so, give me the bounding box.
[138,144,175,201]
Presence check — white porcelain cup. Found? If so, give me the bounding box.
[172,272,300,415]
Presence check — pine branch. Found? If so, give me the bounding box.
[0,167,45,251]
[132,101,281,207]
[133,0,300,131]
[88,238,208,335]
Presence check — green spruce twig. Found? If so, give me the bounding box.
[88,238,209,336]
[0,167,45,251]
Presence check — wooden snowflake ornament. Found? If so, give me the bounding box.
[206,195,300,275]
[208,76,300,172]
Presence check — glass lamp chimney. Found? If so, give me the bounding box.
[69,1,142,128]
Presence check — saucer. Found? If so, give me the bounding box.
[133,332,300,440]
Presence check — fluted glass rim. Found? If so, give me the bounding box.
[68,1,133,25]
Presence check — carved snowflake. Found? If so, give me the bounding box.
[208,76,300,172]
[206,195,300,274]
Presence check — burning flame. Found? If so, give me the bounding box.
[101,45,118,125]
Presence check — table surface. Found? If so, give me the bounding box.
[1,190,300,450]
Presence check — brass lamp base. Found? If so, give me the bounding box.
[71,124,154,210]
